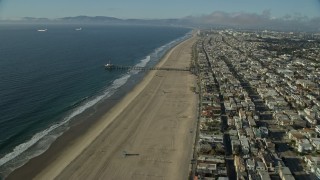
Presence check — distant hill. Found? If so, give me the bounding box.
[1,15,319,32]
[2,16,185,27]
[59,16,121,22]
[59,16,184,26]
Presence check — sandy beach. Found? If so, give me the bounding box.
[8,35,198,180]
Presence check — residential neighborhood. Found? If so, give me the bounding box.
[192,29,320,180]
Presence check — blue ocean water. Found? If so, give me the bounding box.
[0,24,190,176]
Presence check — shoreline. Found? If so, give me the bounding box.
[8,32,198,180]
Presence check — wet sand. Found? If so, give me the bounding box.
[8,35,198,180]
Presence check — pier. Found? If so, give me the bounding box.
[105,64,197,73]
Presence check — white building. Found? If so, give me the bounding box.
[310,138,320,151]
[297,139,313,153]
[316,125,320,134]
[239,137,250,154]
[304,156,320,172]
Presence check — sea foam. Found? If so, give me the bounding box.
[0,31,191,177]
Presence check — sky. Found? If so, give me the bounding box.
[0,0,320,20]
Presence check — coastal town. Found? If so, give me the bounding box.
[2,0,320,179]
[191,30,320,180]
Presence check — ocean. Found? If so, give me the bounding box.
[0,24,191,177]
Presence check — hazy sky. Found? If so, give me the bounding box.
[0,0,320,19]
